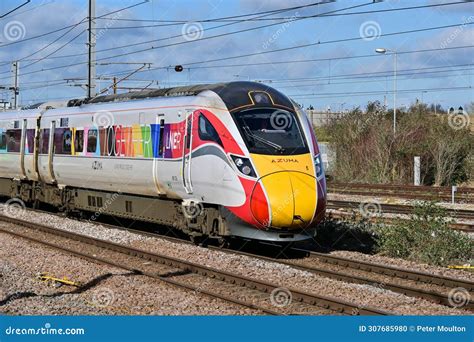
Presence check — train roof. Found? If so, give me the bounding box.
[0,108,42,120]
[70,81,294,113]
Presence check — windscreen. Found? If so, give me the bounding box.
[232,108,309,155]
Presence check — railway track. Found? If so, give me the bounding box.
[328,182,474,204]
[290,250,474,312]
[328,200,474,220]
[326,200,474,233]
[327,210,474,233]
[201,244,474,312]
[2,205,473,313]
[0,214,390,316]
[81,218,474,312]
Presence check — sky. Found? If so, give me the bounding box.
[0,0,472,112]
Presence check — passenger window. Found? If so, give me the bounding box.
[158,119,165,156]
[198,114,223,147]
[41,129,50,154]
[6,130,21,152]
[63,130,72,153]
[75,130,84,153]
[0,132,6,150]
[26,129,35,154]
[87,129,98,153]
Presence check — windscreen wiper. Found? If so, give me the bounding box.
[243,126,284,152]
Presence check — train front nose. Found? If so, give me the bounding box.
[250,171,318,228]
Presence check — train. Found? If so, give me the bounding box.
[0,81,326,245]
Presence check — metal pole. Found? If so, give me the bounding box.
[87,0,96,98]
[113,77,117,95]
[393,52,397,134]
[11,61,19,109]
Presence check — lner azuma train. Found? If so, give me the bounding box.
[0,82,326,244]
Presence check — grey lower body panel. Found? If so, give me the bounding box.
[220,207,316,242]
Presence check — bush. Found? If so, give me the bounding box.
[375,202,474,266]
[325,102,473,185]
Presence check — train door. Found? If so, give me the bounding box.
[182,111,193,194]
[19,118,27,179]
[152,115,166,195]
[47,120,57,183]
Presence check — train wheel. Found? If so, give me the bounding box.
[32,199,40,210]
[217,237,230,249]
[190,235,205,246]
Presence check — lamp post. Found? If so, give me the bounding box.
[376,48,397,134]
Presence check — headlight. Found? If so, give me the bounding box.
[230,155,257,178]
[314,154,324,178]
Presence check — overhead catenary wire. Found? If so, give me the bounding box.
[94,1,472,29]
[4,0,473,106]
[0,0,148,48]
[8,0,355,64]
[287,86,472,101]
[0,0,31,19]
[15,44,473,86]
[19,64,474,93]
[0,1,373,78]
[97,45,473,76]
[4,16,471,82]
[0,19,88,67]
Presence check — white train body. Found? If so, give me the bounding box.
[0,82,326,243]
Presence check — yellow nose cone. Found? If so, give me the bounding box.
[259,171,317,228]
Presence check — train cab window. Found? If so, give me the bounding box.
[198,114,223,147]
[75,130,84,153]
[231,108,308,155]
[63,130,72,153]
[0,131,6,150]
[87,129,98,153]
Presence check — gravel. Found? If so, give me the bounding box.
[0,232,258,315]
